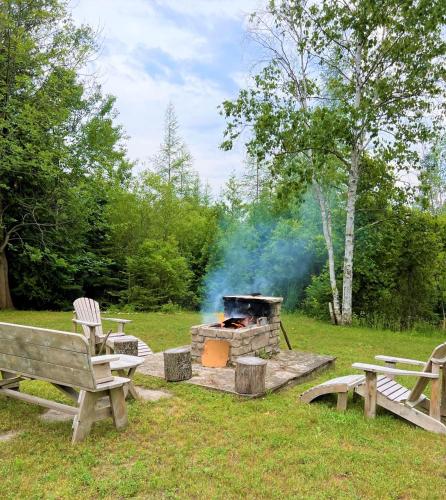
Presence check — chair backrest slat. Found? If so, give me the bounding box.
[73,298,103,338]
[408,342,446,403]
[0,322,96,390]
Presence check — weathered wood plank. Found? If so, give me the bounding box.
[364,371,377,418]
[0,323,89,352]
[430,363,441,420]
[375,355,425,366]
[352,362,438,378]
[109,387,128,430]
[387,386,410,401]
[0,341,90,370]
[72,391,98,443]
[0,352,95,390]
[0,388,79,415]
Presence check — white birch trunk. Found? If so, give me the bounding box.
[313,181,341,322]
[341,153,359,324]
[341,43,363,325]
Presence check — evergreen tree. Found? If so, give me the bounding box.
[153,102,197,197]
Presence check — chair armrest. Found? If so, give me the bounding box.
[375,355,425,367]
[91,355,120,366]
[352,363,438,379]
[102,317,132,324]
[73,319,101,328]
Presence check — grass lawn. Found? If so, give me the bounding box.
[0,310,446,499]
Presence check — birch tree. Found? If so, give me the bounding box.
[221,0,446,324]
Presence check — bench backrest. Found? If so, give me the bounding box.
[73,297,104,338]
[0,322,96,390]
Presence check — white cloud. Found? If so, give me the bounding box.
[154,0,261,22]
[70,0,264,194]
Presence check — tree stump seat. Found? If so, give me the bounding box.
[235,356,267,395]
[163,347,192,382]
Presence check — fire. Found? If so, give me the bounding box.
[216,312,225,323]
[218,316,255,329]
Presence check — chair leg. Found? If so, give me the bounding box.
[72,391,98,444]
[430,364,441,421]
[118,368,140,400]
[364,371,377,418]
[336,392,348,411]
[109,386,128,430]
[441,367,446,417]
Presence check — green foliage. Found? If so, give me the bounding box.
[0,0,132,309]
[302,271,333,320]
[106,171,218,310]
[354,208,445,329]
[125,238,193,311]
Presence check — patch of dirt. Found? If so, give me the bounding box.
[39,410,73,423]
[0,430,21,442]
[136,387,173,402]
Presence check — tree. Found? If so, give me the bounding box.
[0,0,132,309]
[221,0,446,324]
[242,154,271,203]
[153,102,197,196]
[419,137,446,214]
[125,238,193,311]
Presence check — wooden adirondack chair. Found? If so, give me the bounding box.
[73,298,152,358]
[301,342,446,434]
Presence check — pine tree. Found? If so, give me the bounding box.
[153,102,196,196]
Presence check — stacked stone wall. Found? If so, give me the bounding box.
[191,302,281,364]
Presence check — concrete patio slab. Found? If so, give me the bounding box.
[138,348,335,397]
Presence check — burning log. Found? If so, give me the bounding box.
[219,317,255,329]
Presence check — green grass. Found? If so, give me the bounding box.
[0,310,446,499]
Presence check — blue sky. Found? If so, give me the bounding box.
[71,0,264,194]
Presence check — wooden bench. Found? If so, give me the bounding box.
[0,322,131,443]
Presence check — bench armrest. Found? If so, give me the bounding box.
[375,355,425,367]
[102,317,132,324]
[352,363,438,379]
[91,355,120,366]
[91,355,120,384]
[73,319,101,328]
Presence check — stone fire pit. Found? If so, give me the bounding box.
[191,295,283,364]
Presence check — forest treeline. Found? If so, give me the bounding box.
[1,0,446,331]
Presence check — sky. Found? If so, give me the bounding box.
[70,0,264,194]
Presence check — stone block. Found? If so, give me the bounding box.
[216,330,234,340]
[251,332,270,351]
[201,329,217,338]
[239,329,256,339]
[268,316,280,323]
[231,346,251,357]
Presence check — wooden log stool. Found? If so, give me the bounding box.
[235,356,267,395]
[107,336,139,356]
[163,347,192,382]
